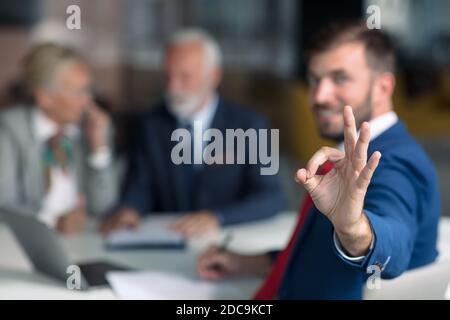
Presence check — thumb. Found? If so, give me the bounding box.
[199,247,223,267]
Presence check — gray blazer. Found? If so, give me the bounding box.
[0,105,118,217]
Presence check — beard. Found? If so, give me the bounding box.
[314,87,373,142]
[165,87,209,120]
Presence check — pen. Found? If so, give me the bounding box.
[217,233,232,252]
[208,233,232,271]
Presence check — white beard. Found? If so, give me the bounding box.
[166,91,206,120]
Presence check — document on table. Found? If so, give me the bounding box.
[106,271,242,300]
[104,217,186,250]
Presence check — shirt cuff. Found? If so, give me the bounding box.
[88,147,112,169]
[37,209,58,228]
[333,231,375,263]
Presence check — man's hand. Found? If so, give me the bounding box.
[197,246,272,280]
[296,106,381,257]
[56,198,87,235]
[84,102,110,153]
[98,207,140,235]
[169,210,219,237]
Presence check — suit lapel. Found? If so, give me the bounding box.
[294,206,318,248]
[190,100,225,207]
[368,121,404,154]
[161,107,192,211]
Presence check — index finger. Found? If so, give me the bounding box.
[353,121,371,171]
[343,106,357,159]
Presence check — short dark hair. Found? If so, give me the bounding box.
[305,20,396,73]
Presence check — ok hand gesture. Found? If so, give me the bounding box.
[296,106,381,256]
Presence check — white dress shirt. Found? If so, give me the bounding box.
[35,110,112,227]
[186,93,218,130]
[175,94,219,166]
[334,111,398,262]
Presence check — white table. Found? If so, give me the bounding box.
[364,216,450,299]
[1,212,449,300]
[0,212,296,300]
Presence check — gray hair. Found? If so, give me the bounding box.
[166,29,223,69]
[22,42,84,93]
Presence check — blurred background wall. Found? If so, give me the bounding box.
[0,0,449,214]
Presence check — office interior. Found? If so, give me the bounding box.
[0,0,450,300]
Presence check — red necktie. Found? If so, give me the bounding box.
[254,161,334,300]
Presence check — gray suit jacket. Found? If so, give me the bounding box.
[0,105,118,217]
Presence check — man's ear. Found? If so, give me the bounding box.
[377,72,396,99]
[372,72,395,111]
[211,67,223,90]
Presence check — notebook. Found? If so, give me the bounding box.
[104,221,186,250]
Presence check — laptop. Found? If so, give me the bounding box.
[0,208,132,291]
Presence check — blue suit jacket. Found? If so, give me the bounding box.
[276,120,441,299]
[119,98,286,225]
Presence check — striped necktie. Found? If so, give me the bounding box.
[43,132,72,192]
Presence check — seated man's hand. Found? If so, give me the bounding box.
[83,102,111,153]
[169,210,219,237]
[56,200,87,235]
[98,207,140,235]
[197,246,272,281]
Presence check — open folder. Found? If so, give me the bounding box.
[104,223,186,250]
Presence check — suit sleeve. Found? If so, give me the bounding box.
[333,155,421,279]
[83,125,120,216]
[0,124,20,211]
[212,116,287,225]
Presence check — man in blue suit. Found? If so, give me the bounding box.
[100,29,286,236]
[197,21,441,299]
